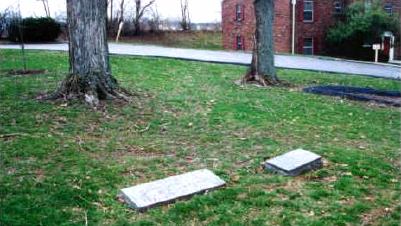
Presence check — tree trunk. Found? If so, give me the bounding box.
[134,20,141,35]
[53,0,126,106]
[107,0,114,34]
[242,0,279,86]
[180,0,191,31]
[134,0,141,35]
[110,0,113,29]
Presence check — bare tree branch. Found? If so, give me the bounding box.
[148,4,160,33]
[180,0,191,31]
[137,0,155,19]
[37,0,50,17]
[115,0,125,41]
[133,0,156,35]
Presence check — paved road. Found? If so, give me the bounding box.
[1,43,400,79]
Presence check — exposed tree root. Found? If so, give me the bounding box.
[240,34,280,87]
[241,71,280,87]
[44,73,131,107]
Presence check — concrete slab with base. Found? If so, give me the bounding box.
[120,169,226,211]
[263,149,323,176]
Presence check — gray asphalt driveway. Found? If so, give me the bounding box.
[1,43,400,79]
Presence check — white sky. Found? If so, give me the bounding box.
[0,0,222,23]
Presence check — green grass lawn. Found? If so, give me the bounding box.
[113,31,223,50]
[0,50,400,225]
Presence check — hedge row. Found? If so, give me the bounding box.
[8,17,61,42]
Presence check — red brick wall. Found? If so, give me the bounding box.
[275,0,292,53]
[222,0,256,51]
[295,0,338,54]
[222,0,292,53]
[222,0,338,55]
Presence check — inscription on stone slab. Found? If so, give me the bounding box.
[263,149,323,176]
[120,169,226,210]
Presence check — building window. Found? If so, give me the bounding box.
[333,1,343,14]
[384,3,393,15]
[303,38,313,55]
[303,0,314,22]
[236,35,244,50]
[236,4,243,21]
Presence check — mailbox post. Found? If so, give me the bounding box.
[372,44,381,63]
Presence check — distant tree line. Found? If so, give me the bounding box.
[106,0,220,39]
[0,0,222,43]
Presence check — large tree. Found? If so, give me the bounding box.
[53,0,126,106]
[242,0,278,86]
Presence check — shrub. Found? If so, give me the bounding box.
[8,17,61,42]
[326,1,400,60]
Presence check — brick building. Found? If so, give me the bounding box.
[222,0,401,60]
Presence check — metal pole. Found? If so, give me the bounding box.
[291,0,296,55]
[17,0,27,71]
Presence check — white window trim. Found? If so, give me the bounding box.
[236,4,243,21]
[384,3,393,15]
[333,1,343,14]
[303,38,314,55]
[303,0,314,22]
[236,35,243,50]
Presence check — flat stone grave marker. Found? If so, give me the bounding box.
[263,149,323,176]
[120,169,226,210]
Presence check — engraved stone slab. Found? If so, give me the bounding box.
[263,149,323,176]
[120,169,226,210]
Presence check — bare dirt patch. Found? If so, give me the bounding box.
[115,146,174,158]
[282,178,305,192]
[34,169,46,182]
[361,206,395,226]
[3,69,47,76]
[91,146,176,163]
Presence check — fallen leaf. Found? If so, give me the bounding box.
[231,175,240,182]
